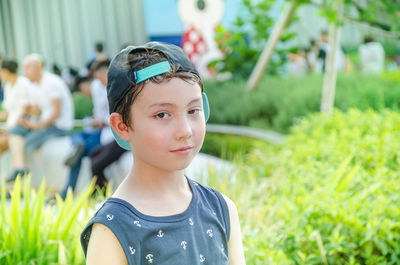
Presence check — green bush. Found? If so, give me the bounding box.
[201,133,269,160]
[212,0,295,77]
[205,73,400,133]
[0,177,94,265]
[211,109,400,264]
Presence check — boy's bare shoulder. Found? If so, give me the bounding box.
[220,193,247,265]
[86,223,128,265]
[220,193,238,214]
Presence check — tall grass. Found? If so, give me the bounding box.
[0,176,94,265]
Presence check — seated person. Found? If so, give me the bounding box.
[61,60,113,199]
[6,54,74,182]
[89,139,127,192]
[0,59,34,155]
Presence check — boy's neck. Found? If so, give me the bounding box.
[113,164,193,217]
[115,161,189,197]
[132,165,186,190]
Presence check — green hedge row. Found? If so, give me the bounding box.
[205,72,400,133]
[201,133,268,161]
[211,108,400,264]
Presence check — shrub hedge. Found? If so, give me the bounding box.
[210,108,400,264]
[205,73,400,133]
[201,133,269,161]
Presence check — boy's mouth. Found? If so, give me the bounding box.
[170,146,193,153]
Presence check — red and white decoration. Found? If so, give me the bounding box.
[178,0,224,79]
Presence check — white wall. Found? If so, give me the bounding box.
[0,0,147,71]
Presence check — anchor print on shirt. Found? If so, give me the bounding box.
[106,214,114,221]
[206,229,213,238]
[188,218,194,226]
[157,230,164,238]
[129,246,136,255]
[200,254,206,262]
[181,241,187,250]
[133,220,141,227]
[146,254,154,263]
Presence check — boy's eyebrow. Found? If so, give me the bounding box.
[149,97,202,108]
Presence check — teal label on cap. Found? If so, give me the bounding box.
[136,61,172,83]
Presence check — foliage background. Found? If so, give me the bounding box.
[211,109,400,264]
[204,72,400,133]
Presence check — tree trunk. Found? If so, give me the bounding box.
[247,1,298,91]
[320,2,344,115]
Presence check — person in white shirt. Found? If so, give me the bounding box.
[358,36,385,73]
[6,54,74,182]
[61,60,113,199]
[317,30,347,73]
[0,59,34,155]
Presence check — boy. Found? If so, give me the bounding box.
[81,42,246,264]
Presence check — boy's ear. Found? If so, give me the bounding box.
[109,112,130,141]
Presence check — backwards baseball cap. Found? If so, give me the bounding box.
[107,41,210,150]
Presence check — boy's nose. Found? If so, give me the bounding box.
[175,116,193,140]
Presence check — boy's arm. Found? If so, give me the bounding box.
[86,223,128,265]
[222,194,246,265]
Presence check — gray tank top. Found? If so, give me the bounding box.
[81,177,230,264]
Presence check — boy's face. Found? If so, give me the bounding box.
[127,77,206,172]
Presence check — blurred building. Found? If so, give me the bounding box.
[0,0,242,72]
[0,0,147,70]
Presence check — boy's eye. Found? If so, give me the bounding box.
[189,108,201,115]
[155,112,169,119]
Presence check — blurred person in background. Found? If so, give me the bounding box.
[87,42,108,70]
[306,39,319,73]
[6,54,74,182]
[0,59,34,155]
[317,30,347,73]
[87,57,127,193]
[0,55,3,102]
[358,36,385,73]
[61,60,112,199]
[397,40,400,66]
[88,133,127,193]
[287,48,308,76]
